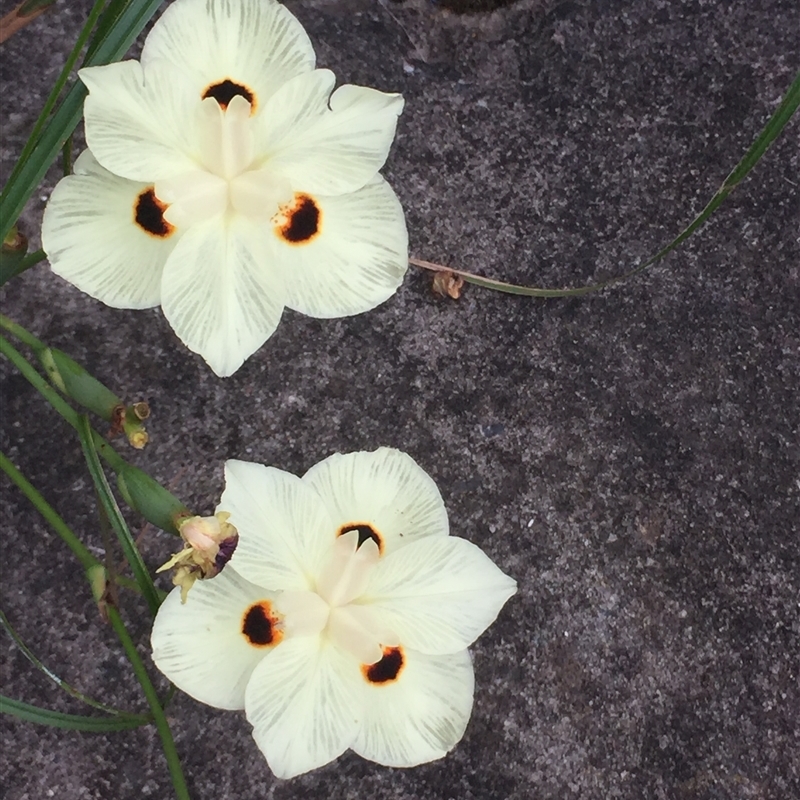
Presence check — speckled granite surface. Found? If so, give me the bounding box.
[1,0,798,798]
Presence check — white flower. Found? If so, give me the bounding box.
[41,0,408,376]
[151,448,516,778]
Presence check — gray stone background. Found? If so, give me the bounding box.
[1,0,798,798]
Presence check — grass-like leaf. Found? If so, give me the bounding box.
[0,248,45,287]
[18,0,58,14]
[0,0,107,234]
[0,334,128,473]
[0,608,146,717]
[0,0,165,244]
[1,332,187,538]
[106,605,191,800]
[77,414,162,618]
[0,448,98,571]
[1,695,149,732]
[411,69,800,297]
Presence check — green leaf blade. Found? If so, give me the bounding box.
[0,0,165,244]
[76,415,162,618]
[1,695,149,732]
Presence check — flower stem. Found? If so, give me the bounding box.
[0,0,165,244]
[0,333,127,473]
[106,606,191,800]
[0,448,146,596]
[1,333,188,534]
[0,312,46,350]
[78,414,162,618]
[411,69,800,298]
[0,607,149,719]
[0,449,98,571]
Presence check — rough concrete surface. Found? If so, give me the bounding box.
[1,0,799,798]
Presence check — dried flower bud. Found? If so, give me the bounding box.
[157,512,239,602]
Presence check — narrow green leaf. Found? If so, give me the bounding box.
[62,132,74,176]
[0,0,165,243]
[0,333,128,474]
[106,606,190,800]
[0,250,25,285]
[412,69,800,298]
[0,449,98,572]
[0,247,45,286]
[1,695,149,732]
[0,608,143,716]
[0,0,107,237]
[83,0,133,64]
[76,415,161,617]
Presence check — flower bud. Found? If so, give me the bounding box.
[116,465,191,535]
[40,347,120,416]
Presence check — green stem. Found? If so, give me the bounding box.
[78,414,162,618]
[411,69,800,298]
[0,333,127,473]
[107,607,190,800]
[0,448,142,598]
[0,312,46,350]
[0,449,98,571]
[1,332,188,534]
[62,133,74,176]
[3,0,107,206]
[0,608,145,718]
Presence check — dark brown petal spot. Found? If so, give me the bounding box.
[362,646,405,684]
[338,522,383,554]
[242,601,282,648]
[134,188,174,238]
[274,194,321,245]
[202,79,256,113]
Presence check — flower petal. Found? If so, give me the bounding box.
[352,647,474,768]
[223,460,336,591]
[253,68,333,157]
[150,566,279,710]
[260,72,404,195]
[245,636,363,779]
[159,213,286,376]
[141,0,315,106]
[271,177,408,318]
[361,537,517,655]
[41,150,174,308]
[302,448,449,556]
[80,59,199,181]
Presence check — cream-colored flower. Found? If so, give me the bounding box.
[42,0,407,376]
[151,448,516,778]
